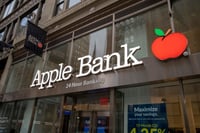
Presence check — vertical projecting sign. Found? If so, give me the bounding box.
[24,21,47,56]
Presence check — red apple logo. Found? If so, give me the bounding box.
[151,28,188,60]
[37,42,43,48]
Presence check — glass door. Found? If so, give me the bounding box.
[62,91,110,133]
[31,96,62,133]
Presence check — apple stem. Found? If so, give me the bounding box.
[162,28,172,40]
[165,28,172,36]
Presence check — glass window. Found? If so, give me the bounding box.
[7,21,17,41]
[0,100,34,133]
[5,56,43,93]
[18,8,38,35]
[21,9,38,26]
[55,0,64,15]
[0,102,15,133]
[115,4,170,61]
[72,26,112,72]
[0,7,3,18]
[5,60,26,93]
[31,96,62,133]
[11,100,35,133]
[44,42,71,71]
[0,30,5,41]
[3,0,16,18]
[183,78,200,133]
[173,0,200,53]
[68,0,81,8]
[116,81,186,133]
[20,56,43,90]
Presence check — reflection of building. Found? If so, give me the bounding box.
[89,28,107,57]
[0,0,200,133]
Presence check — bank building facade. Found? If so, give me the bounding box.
[0,0,200,133]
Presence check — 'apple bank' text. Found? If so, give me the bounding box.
[30,44,143,89]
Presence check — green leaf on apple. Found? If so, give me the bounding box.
[154,28,165,37]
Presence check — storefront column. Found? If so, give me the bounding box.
[19,100,35,133]
[109,88,115,133]
[58,96,65,133]
[28,99,37,133]
[186,97,196,133]
[179,79,190,133]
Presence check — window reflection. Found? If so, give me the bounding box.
[115,16,148,61]
[0,30,5,41]
[0,102,15,133]
[20,56,43,90]
[20,9,37,26]
[173,0,200,53]
[115,79,200,133]
[89,29,108,57]
[68,0,81,8]
[183,78,200,133]
[72,26,112,72]
[44,42,71,71]
[5,56,43,92]
[116,81,185,133]
[115,4,170,60]
[5,61,25,93]
[3,0,16,18]
[18,8,38,35]
[11,100,35,133]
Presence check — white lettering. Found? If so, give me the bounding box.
[62,65,73,80]
[76,55,92,77]
[57,63,64,81]
[114,44,143,69]
[103,53,120,72]
[30,44,143,89]
[91,57,103,74]
[30,70,41,87]
[30,63,73,89]
[28,35,40,45]
[46,69,59,88]
[39,71,50,89]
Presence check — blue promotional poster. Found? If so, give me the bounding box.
[128,103,168,133]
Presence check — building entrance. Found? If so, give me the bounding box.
[62,91,110,133]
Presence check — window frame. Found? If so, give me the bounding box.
[54,0,65,16]
[0,30,5,41]
[2,0,16,19]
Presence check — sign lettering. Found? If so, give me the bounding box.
[30,44,143,89]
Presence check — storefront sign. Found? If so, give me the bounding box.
[151,28,188,60]
[128,103,168,133]
[66,78,105,89]
[25,21,47,56]
[30,44,143,89]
